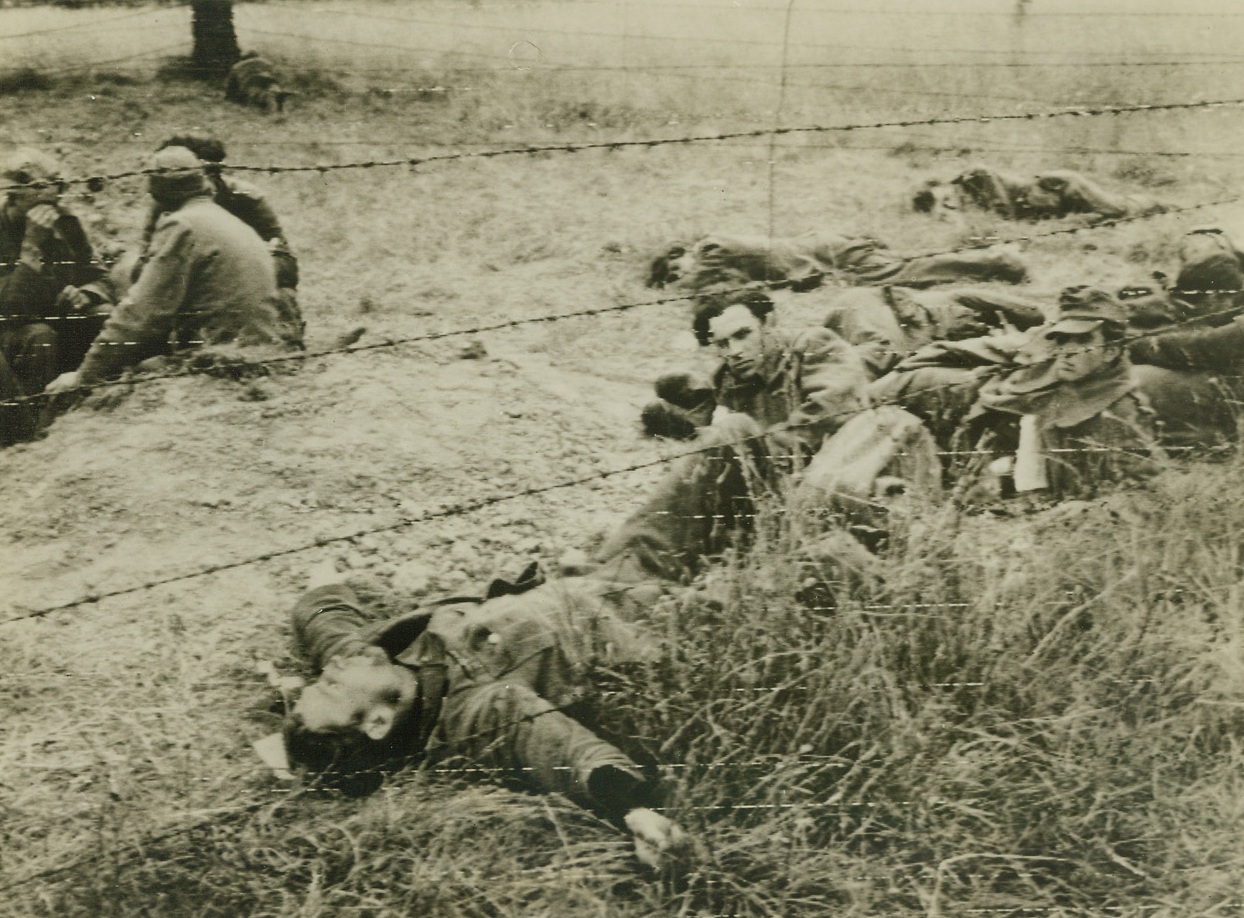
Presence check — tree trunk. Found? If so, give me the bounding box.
[190,0,241,79]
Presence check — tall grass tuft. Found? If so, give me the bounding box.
[34,463,1244,917]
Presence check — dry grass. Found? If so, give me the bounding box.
[3,1,1244,916]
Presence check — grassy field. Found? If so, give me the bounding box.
[3,1,1244,915]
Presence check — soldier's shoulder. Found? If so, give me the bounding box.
[151,207,194,234]
[790,325,851,355]
[229,55,272,77]
[220,175,266,201]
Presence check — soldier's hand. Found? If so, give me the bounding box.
[43,370,82,395]
[23,203,62,247]
[624,808,691,871]
[55,286,93,313]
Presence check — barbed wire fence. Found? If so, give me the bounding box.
[0,112,1241,619]
[1,183,1241,408]
[3,12,1244,910]
[6,284,1242,626]
[4,95,1244,195]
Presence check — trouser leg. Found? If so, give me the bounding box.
[3,323,60,393]
[437,681,650,821]
[0,351,35,446]
[1132,364,1237,448]
[0,324,59,445]
[595,414,766,580]
[290,583,382,668]
[884,250,1029,287]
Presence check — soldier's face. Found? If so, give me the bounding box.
[8,180,62,214]
[708,304,770,378]
[292,654,410,736]
[1048,326,1112,382]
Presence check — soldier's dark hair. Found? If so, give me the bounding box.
[691,288,775,346]
[282,698,424,797]
[1099,321,1127,344]
[912,180,943,213]
[159,133,227,167]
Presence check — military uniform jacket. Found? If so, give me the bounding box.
[712,327,870,454]
[77,195,283,382]
[294,576,661,750]
[0,204,108,326]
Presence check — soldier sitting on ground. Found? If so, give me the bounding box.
[146,133,299,293]
[225,52,293,115]
[642,283,1045,439]
[635,289,941,569]
[868,287,1166,502]
[646,231,1027,293]
[44,146,302,395]
[914,164,1167,223]
[117,133,304,345]
[968,288,1166,501]
[0,149,114,444]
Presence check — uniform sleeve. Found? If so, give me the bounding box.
[222,179,298,288]
[223,179,285,244]
[290,584,377,670]
[0,212,101,320]
[780,327,871,450]
[1128,318,1244,373]
[0,260,59,321]
[76,216,194,383]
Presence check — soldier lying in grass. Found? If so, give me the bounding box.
[914,164,1167,223]
[225,52,293,115]
[646,231,1027,292]
[270,546,691,872]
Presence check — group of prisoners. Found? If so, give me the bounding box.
[642,163,1236,525]
[4,143,1234,872]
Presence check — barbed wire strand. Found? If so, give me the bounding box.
[12,54,1244,79]
[3,185,1241,407]
[240,25,1244,71]
[257,0,1244,16]
[6,284,1240,627]
[244,7,1244,60]
[11,132,1244,158]
[8,95,1244,196]
[0,4,174,42]
[226,14,1244,64]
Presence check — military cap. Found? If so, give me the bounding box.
[159,132,226,165]
[1,148,64,187]
[1043,286,1127,338]
[147,145,212,205]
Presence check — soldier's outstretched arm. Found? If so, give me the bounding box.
[436,680,689,868]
